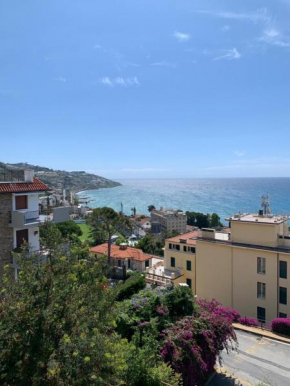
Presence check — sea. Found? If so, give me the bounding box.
[78,178,290,223]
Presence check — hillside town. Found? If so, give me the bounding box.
[1,166,290,385]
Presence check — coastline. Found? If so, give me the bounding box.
[76,178,290,220]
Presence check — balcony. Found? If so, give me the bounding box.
[9,210,40,228]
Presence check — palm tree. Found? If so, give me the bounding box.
[148,205,156,213]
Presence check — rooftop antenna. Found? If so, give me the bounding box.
[261,195,271,216]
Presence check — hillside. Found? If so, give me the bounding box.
[0,162,121,193]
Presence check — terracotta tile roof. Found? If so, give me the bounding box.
[90,243,156,262]
[0,177,50,194]
[166,230,199,246]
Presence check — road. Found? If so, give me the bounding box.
[209,330,290,386]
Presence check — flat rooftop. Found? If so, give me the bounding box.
[166,230,199,245]
[226,213,289,225]
[153,209,186,216]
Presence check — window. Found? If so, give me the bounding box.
[257,257,266,274]
[186,278,192,289]
[279,312,287,318]
[257,282,266,299]
[171,257,175,268]
[279,287,287,305]
[145,260,149,268]
[15,195,28,210]
[257,307,266,323]
[176,245,180,251]
[169,243,172,250]
[186,260,191,271]
[183,246,187,252]
[118,260,122,267]
[279,261,287,279]
[191,247,196,253]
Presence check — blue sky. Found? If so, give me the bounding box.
[1,0,290,178]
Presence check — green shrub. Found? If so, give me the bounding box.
[115,272,146,301]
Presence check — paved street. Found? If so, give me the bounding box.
[209,330,290,386]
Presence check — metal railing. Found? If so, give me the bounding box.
[0,170,25,182]
[24,210,39,223]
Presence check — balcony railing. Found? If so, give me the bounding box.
[145,272,173,286]
[10,210,40,227]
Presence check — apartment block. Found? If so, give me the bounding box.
[162,205,290,323]
[151,208,187,234]
[196,213,290,322]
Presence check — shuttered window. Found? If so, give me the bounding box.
[257,257,266,274]
[15,195,28,210]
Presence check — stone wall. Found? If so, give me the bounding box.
[0,193,13,278]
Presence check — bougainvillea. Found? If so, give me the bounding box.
[239,317,259,327]
[197,299,241,322]
[161,300,237,386]
[271,318,290,336]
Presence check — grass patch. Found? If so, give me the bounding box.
[78,223,93,242]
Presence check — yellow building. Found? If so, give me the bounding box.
[196,213,290,323]
[164,211,290,323]
[163,231,199,292]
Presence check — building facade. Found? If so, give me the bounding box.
[163,231,199,291]
[0,170,49,279]
[151,208,187,234]
[163,210,290,323]
[196,214,290,323]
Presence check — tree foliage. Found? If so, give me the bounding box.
[40,221,83,249]
[55,220,82,239]
[0,250,129,385]
[186,211,221,229]
[89,207,132,264]
[135,235,164,257]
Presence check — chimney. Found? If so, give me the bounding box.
[120,243,128,250]
[201,228,216,239]
[24,170,34,182]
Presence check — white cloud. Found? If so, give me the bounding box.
[122,62,140,67]
[197,8,271,24]
[100,77,140,87]
[52,75,66,82]
[260,28,290,47]
[126,77,140,86]
[94,44,102,49]
[115,77,127,86]
[214,48,241,61]
[222,25,230,32]
[100,77,114,87]
[150,61,177,68]
[173,31,191,42]
[234,150,246,157]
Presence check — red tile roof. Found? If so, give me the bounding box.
[0,177,50,194]
[166,230,199,245]
[90,243,155,262]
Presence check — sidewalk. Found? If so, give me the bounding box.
[233,323,290,344]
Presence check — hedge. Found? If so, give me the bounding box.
[239,317,259,327]
[271,318,290,336]
[115,272,146,301]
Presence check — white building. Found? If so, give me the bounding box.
[0,169,50,279]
